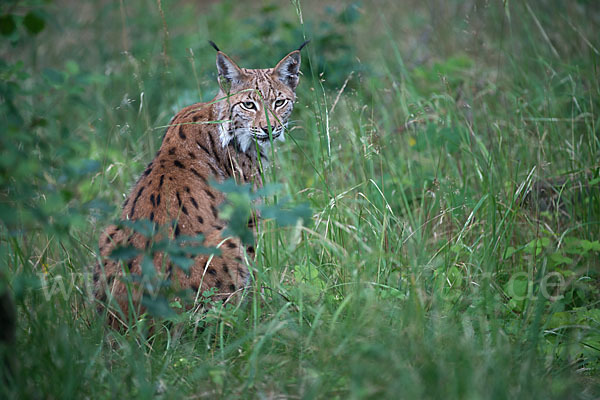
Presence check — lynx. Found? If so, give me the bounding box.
[94,41,307,325]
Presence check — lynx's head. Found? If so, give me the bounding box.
[212,42,307,154]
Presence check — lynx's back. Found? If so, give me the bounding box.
[94,43,305,326]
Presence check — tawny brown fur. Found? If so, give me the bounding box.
[94,45,303,325]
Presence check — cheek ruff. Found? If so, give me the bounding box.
[224,124,286,153]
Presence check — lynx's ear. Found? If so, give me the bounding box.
[273,50,301,90]
[216,51,245,86]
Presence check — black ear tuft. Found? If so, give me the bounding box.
[216,51,244,91]
[208,40,220,52]
[273,51,302,90]
[297,39,310,52]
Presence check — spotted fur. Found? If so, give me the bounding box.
[94,45,303,325]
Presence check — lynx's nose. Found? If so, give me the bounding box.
[261,126,280,138]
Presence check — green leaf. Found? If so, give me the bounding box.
[222,205,254,245]
[525,237,550,255]
[438,127,461,153]
[260,201,312,227]
[43,68,66,86]
[504,274,529,299]
[170,300,182,309]
[170,235,219,256]
[414,123,436,151]
[580,240,600,252]
[447,265,463,288]
[0,14,16,36]
[508,298,524,312]
[581,308,600,323]
[141,255,156,278]
[294,264,323,285]
[23,12,45,35]
[169,255,194,273]
[588,177,600,186]
[546,311,571,329]
[65,60,79,75]
[121,219,154,237]
[179,243,219,256]
[503,246,518,259]
[211,178,252,196]
[108,245,140,261]
[450,244,463,254]
[208,368,225,387]
[142,295,175,318]
[255,183,283,197]
[293,264,326,299]
[337,3,361,24]
[549,253,573,267]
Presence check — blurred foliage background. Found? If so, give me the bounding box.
[1,0,599,398]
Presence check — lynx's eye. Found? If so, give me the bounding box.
[241,101,257,111]
[274,99,286,108]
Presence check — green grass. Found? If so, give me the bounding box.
[1,0,599,398]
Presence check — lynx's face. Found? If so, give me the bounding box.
[215,50,302,154]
